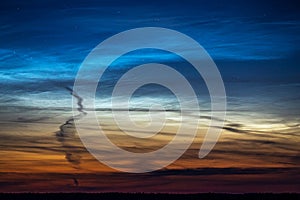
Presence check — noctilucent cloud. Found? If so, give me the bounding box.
[0,0,299,193]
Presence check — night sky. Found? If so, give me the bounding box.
[0,0,299,193]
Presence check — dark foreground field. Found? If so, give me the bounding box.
[0,193,299,200]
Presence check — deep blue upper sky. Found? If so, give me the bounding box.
[0,0,299,102]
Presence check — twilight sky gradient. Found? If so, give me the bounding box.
[0,0,299,193]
